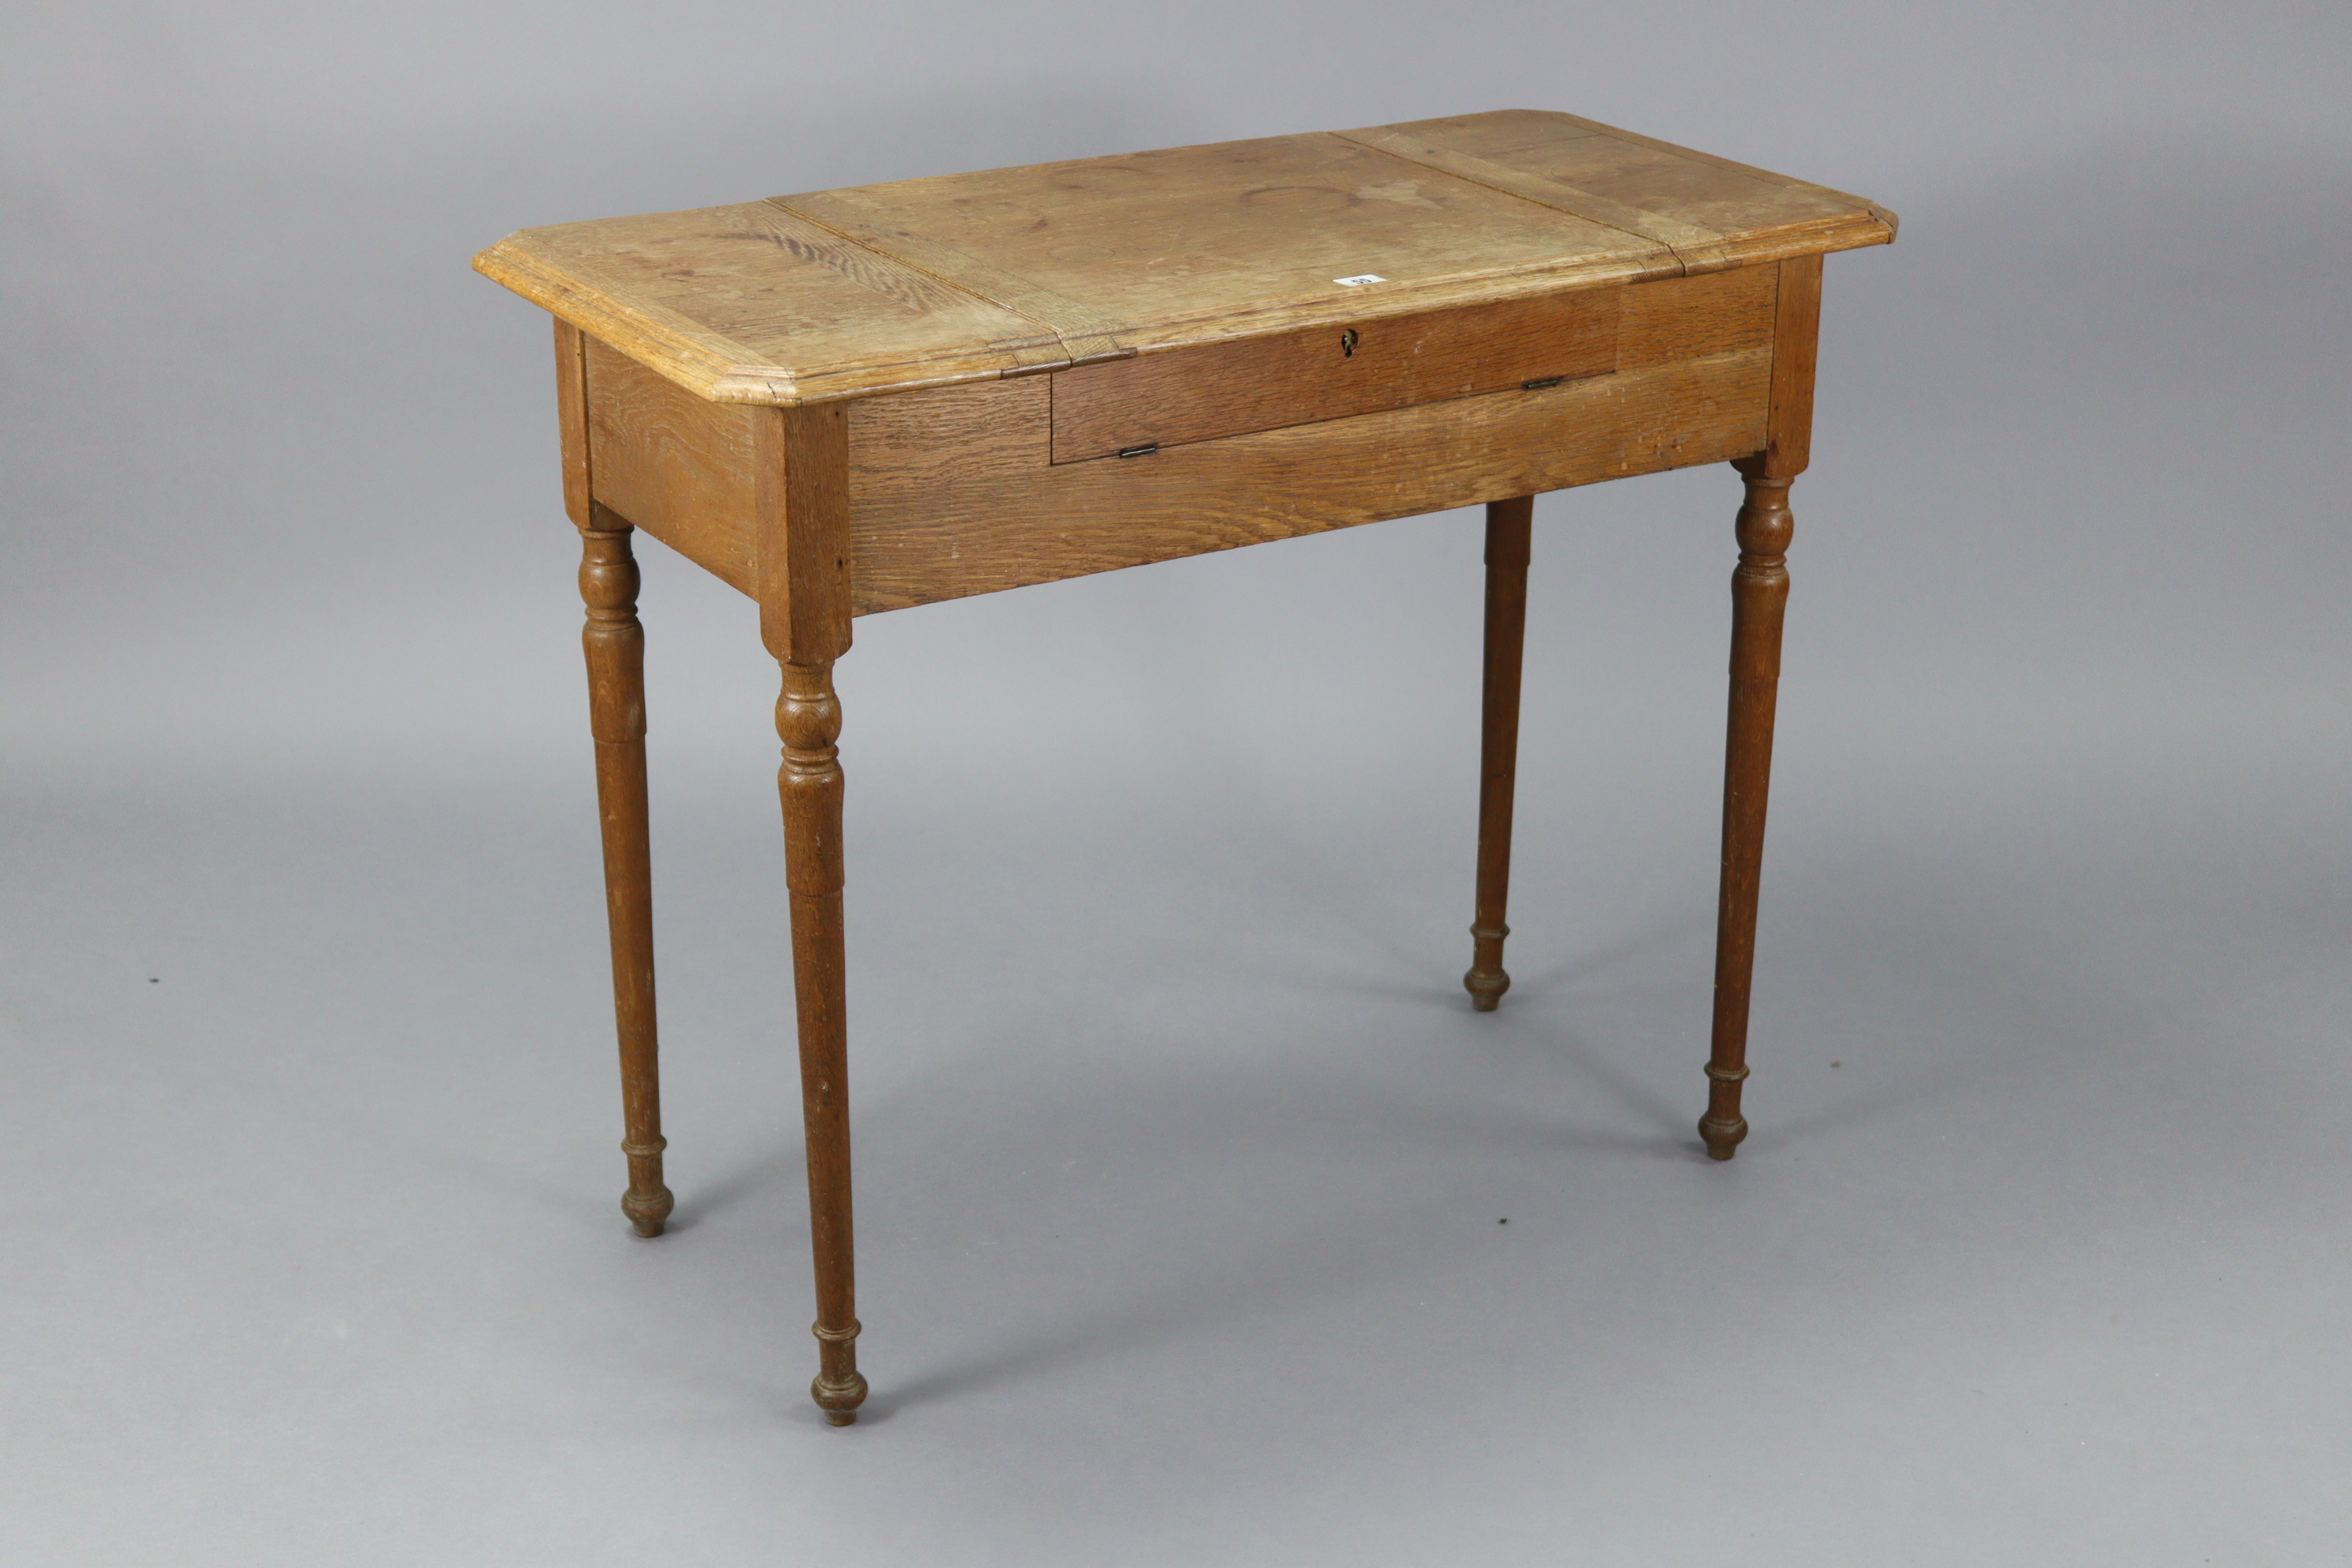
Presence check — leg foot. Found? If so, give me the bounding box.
[1464,925,1511,1012]
[621,1135,674,1236]
[812,1319,867,1423]
[1698,1064,1751,1160]
[813,1366,868,1425]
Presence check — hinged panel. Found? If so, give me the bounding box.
[1050,286,1623,463]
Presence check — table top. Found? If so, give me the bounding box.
[475,110,1894,408]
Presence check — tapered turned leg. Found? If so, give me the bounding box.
[1701,459,1795,1159]
[1465,495,1534,1011]
[580,520,675,1234]
[776,656,866,1425]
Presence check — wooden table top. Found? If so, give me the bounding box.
[476,110,1894,408]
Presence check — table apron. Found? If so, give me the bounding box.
[577,265,1779,616]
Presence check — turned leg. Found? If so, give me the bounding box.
[1700,460,1794,1159]
[753,399,863,1423]
[776,656,866,1424]
[579,518,675,1234]
[1465,495,1534,1011]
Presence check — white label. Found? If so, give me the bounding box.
[1332,274,1387,286]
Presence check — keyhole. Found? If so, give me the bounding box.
[1340,328,1359,358]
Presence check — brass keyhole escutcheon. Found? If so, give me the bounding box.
[1340,328,1358,358]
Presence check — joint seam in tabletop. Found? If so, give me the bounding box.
[767,192,1136,373]
[1334,112,1896,270]
[1336,127,1893,276]
[768,132,1706,377]
[479,113,1892,411]
[483,212,1072,406]
[1547,111,1902,239]
[481,242,803,404]
[1332,128,1723,275]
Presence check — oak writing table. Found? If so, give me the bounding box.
[474,110,1895,1424]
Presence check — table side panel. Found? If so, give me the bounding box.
[849,349,1767,613]
[583,336,759,594]
[1619,264,1777,367]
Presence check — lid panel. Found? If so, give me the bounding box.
[477,202,1064,401]
[1370,111,1868,232]
[776,132,1664,339]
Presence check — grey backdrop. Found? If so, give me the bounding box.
[5,3,2348,1563]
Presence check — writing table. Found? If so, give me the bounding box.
[474,110,1896,1423]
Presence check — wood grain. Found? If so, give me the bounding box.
[555,320,593,527]
[847,345,1769,613]
[477,114,1888,405]
[1761,253,1824,477]
[775,188,1137,369]
[1547,111,1902,241]
[1612,254,1777,369]
[479,202,1065,405]
[1348,111,1896,275]
[584,334,757,594]
[1339,122,1732,270]
[777,131,1674,360]
[1048,287,1622,462]
[755,404,854,665]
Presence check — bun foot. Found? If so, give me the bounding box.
[810,1317,865,1425]
[1464,921,1511,1012]
[812,1370,869,1426]
[1463,964,1510,1012]
[622,1182,675,1238]
[1699,1059,1751,1160]
[1698,1111,1748,1161]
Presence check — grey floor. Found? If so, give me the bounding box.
[9,469,2349,1563]
[7,3,2350,1563]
